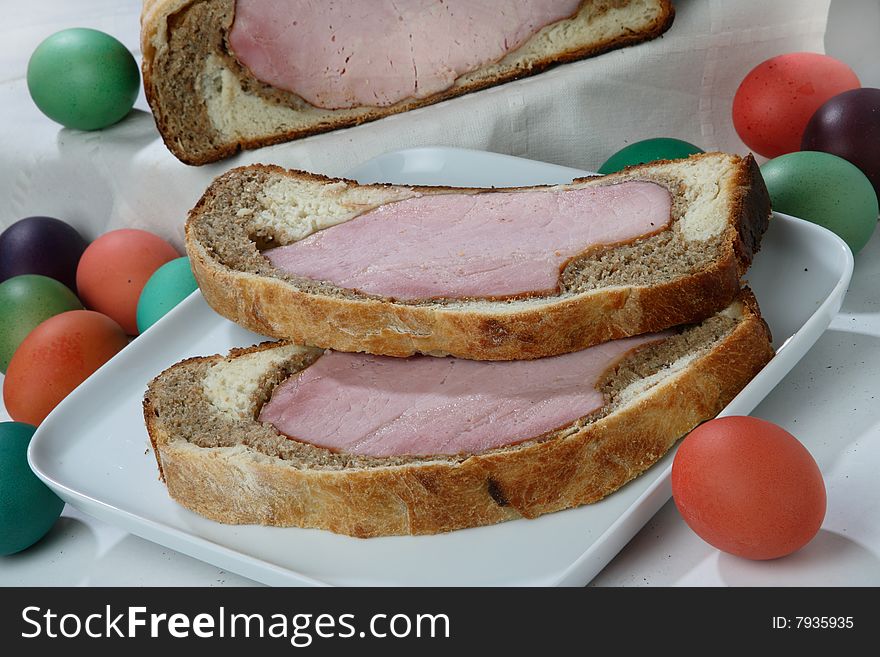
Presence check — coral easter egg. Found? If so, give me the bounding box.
[0,275,82,373]
[76,229,179,335]
[3,310,128,425]
[672,416,826,560]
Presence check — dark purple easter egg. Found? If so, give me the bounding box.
[802,88,880,197]
[0,217,88,292]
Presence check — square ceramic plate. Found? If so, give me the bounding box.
[28,147,853,586]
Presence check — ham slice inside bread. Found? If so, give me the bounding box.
[228,0,583,109]
[259,333,666,457]
[262,181,672,300]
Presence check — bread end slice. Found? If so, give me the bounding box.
[141,0,674,165]
[143,289,773,537]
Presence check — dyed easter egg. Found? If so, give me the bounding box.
[0,275,82,373]
[733,53,860,158]
[27,28,139,130]
[761,151,878,253]
[3,310,128,425]
[0,216,88,291]
[802,87,880,197]
[673,416,825,560]
[0,422,65,555]
[136,257,198,333]
[76,229,179,335]
[598,138,703,174]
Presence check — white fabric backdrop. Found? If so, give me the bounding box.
[0,0,831,251]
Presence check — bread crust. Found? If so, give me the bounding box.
[143,290,773,537]
[141,0,675,165]
[186,153,771,360]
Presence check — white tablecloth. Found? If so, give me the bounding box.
[3,0,880,587]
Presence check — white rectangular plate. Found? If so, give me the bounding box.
[29,147,853,586]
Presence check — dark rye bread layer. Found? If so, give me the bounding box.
[143,290,774,536]
[141,0,674,164]
[185,152,771,360]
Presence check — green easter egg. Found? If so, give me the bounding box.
[27,28,140,131]
[0,274,82,373]
[0,422,64,555]
[598,138,704,174]
[761,151,879,254]
[136,256,198,333]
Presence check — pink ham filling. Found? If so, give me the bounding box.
[228,0,583,109]
[263,181,672,300]
[258,334,664,458]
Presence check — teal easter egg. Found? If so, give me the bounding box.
[0,422,64,555]
[598,138,704,174]
[0,275,82,373]
[136,257,198,333]
[761,151,878,254]
[27,28,139,130]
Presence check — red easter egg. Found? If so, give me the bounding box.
[672,416,826,560]
[733,52,860,158]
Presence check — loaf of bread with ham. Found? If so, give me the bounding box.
[143,290,773,536]
[140,0,675,164]
[185,152,771,361]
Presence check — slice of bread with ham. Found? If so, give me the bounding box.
[143,290,773,537]
[140,0,674,164]
[185,152,771,360]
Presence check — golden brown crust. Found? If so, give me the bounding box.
[141,0,675,165]
[730,150,772,266]
[186,153,771,360]
[143,290,774,537]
